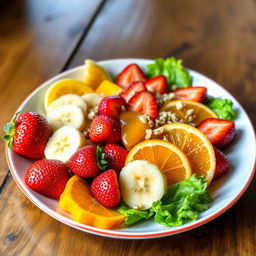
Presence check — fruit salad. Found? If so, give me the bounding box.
[3,58,238,229]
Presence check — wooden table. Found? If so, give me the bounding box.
[0,0,255,255]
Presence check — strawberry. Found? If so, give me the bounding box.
[3,112,52,159]
[98,95,126,119]
[24,160,69,199]
[104,144,129,173]
[68,145,108,178]
[214,147,229,179]
[116,63,147,88]
[174,87,207,102]
[89,115,121,144]
[127,91,158,120]
[197,118,235,148]
[145,75,168,94]
[91,169,121,208]
[121,81,147,103]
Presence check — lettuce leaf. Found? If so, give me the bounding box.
[205,97,237,120]
[146,57,192,89]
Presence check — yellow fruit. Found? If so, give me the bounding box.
[95,80,124,97]
[44,79,93,110]
[153,123,216,184]
[83,60,112,90]
[160,100,217,125]
[59,176,125,229]
[125,139,192,186]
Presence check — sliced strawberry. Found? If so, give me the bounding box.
[120,81,147,103]
[214,147,229,179]
[174,87,207,102]
[127,91,158,120]
[116,64,147,88]
[197,118,235,148]
[145,75,168,94]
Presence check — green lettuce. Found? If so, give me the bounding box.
[146,57,192,89]
[205,97,237,120]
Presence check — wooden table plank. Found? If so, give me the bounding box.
[0,0,104,186]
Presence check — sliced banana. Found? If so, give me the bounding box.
[47,94,87,113]
[119,160,167,210]
[81,93,103,108]
[44,126,86,163]
[47,104,86,131]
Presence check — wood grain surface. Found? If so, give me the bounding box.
[0,0,255,255]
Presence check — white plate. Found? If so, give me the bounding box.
[5,59,256,239]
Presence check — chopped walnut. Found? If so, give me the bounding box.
[83,128,90,138]
[176,101,185,110]
[145,129,153,140]
[87,106,98,120]
[156,92,175,106]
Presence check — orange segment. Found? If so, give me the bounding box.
[125,139,192,186]
[153,123,216,184]
[95,80,124,96]
[161,100,217,125]
[59,176,125,229]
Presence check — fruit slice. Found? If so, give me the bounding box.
[161,100,217,125]
[44,126,86,163]
[81,93,103,108]
[47,104,86,131]
[59,175,125,229]
[47,94,88,113]
[44,80,93,110]
[120,160,167,210]
[120,111,150,149]
[214,147,229,179]
[125,139,192,186]
[95,80,124,97]
[83,60,112,90]
[121,81,147,103]
[153,123,216,183]
[145,75,168,94]
[173,87,207,102]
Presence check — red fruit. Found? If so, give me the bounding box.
[104,144,129,173]
[3,112,52,159]
[89,115,121,144]
[197,118,235,148]
[68,145,108,178]
[98,95,126,119]
[127,91,158,120]
[174,87,207,102]
[121,81,147,103]
[145,75,168,94]
[24,160,69,199]
[214,147,229,179]
[91,169,121,208]
[116,63,147,88]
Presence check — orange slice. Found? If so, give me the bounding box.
[59,176,125,229]
[95,80,124,97]
[161,100,217,125]
[125,139,192,186]
[153,123,216,184]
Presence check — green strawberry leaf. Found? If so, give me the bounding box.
[96,146,109,171]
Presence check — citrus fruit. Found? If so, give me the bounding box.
[153,123,216,183]
[83,60,112,90]
[160,100,217,125]
[125,139,192,186]
[59,175,125,229]
[95,80,124,96]
[44,79,93,110]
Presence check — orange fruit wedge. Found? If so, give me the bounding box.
[153,123,216,184]
[125,139,192,186]
[160,100,217,125]
[59,176,125,229]
[95,80,124,96]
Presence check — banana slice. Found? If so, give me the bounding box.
[47,104,86,131]
[44,126,86,163]
[81,93,103,108]
[119,160,167,210]
[47,94,87,113]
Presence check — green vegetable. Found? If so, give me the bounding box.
[146,57,192,89]
[205,97,237,120]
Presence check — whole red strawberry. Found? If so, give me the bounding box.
[3,112,52,159]
[24,160,69,199]
[68,145,108,178]
[89,115,121,144]
[104,144,129,173]
[91,169,121,208]
[214,147,229,179]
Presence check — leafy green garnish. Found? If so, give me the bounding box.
[96,146,108,171]
[146,57,192,89]
[205,97,237,120]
